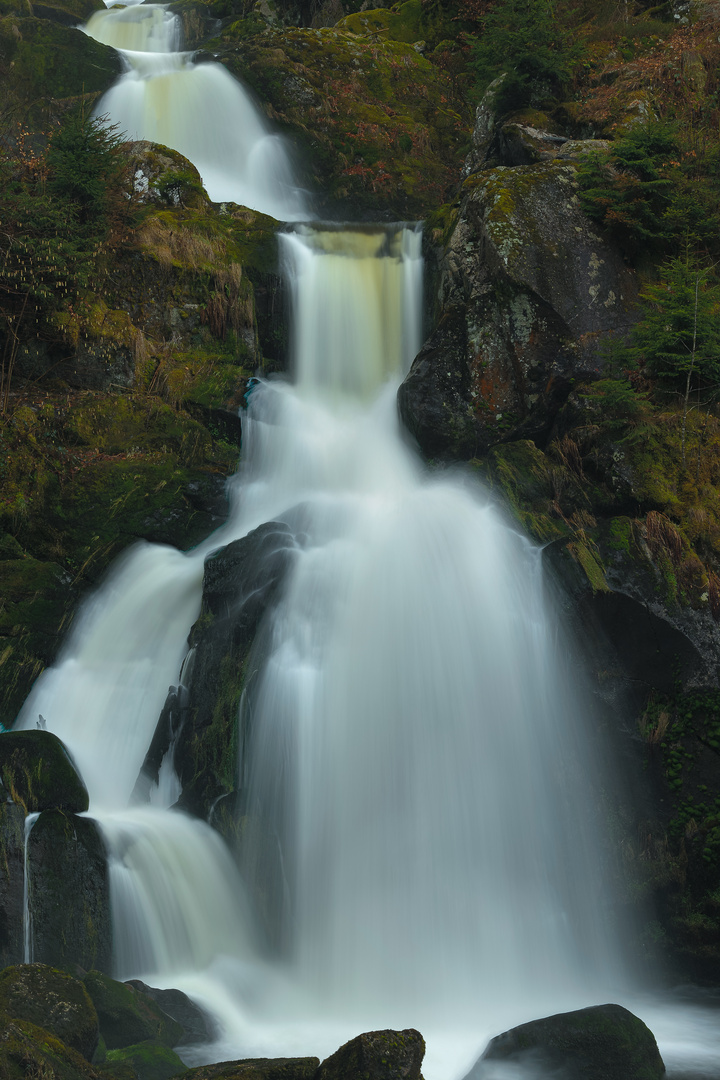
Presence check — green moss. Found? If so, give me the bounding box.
[105,1040,185,1080]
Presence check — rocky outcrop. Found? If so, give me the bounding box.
[173,521,296,818]
[316,1029,425,1080]
[0,730,88,813]
[400,155,637,458]
[0,803,25,969]
[125,979,215,1045]
[0,964,100,1060]
[467,1004,665,1080]
[83,971,183,1050]
[27,810,111,973]
[201,25,470,219]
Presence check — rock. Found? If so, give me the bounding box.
[467,1003,665,1080]
[0,802,25,968]
[104,1039,187,1080]
[0,730,88,813]
[83,971,183,1050]
[180,1058,321,1080]
[462,74,508,176]
[0,963,100,1061]
[125,979,215,1045]
[173,521,296,818]
[316,1029,425,1080]
[0,1012,99,1079]
[202,26,470,219]
[400,159,638,459]
[27,811,112,973]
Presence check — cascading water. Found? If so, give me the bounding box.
[16,225,630,1078]
[10,12,720,1069]
[83,0,308,219]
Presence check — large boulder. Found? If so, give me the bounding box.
[83,971,183,1050]
[27,810,112,973]
[0,1012,99,1080]
[399,158,638,459]
[316,1029,425,1080]
[0,729,88,812]
[125,979,215,1045]
[103,1039,186,1080]
[467,1004,665,1080]
[0,964,99,1061]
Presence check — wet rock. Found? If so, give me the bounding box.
[173,521,296,818]
[181,1058,321,1080]
[466,1003,665,1080]
[0,730,88,813]
[0,802,26,969]
[400,160,638,458]
[0,1011,99,1079]
[28,810,111,974]
[0,963,99,1061]
[316,1029,425,1080]
[103,1039,186,1080]
[125,979,215,1045]
[462,74,508,176]
[83,971,183,1050]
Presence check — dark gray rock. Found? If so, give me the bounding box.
[0,801,26,968]
[400,160,638,459]
[173,521,296,818]
[0,963,100,1062]
[317,1029,425,1080]
[84,971,183,1050]
[0,729,89,813]
[27,810,111,974]
[125,979,215,1045]
[467,1003,665,1080]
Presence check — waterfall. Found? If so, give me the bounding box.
[84,2,308,219]
[22,812,39,963]
[15,224,633,1077]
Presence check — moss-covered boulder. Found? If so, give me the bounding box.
[181,1058,320,1080]
[469,1004,664,1080]
[27,810,111,973]
[0,963,100,1060]
[83,971,183,1051]
[0,1012,100,1080]
[104,1039,186,1080]
[399,158,638,458]
[316,1029,425,1080]
[202,26,470,218]
[125,980,213,1046]
[0,16,120,127]
[0,729,88,812]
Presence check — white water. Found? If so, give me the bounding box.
[9,235,720,1076]
[22,812,39,963]
[84,2,308,219]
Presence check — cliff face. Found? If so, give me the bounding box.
[3,0,720,986]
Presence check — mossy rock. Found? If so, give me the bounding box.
[0,1012,99,1079]
[0,801,26,968]
[475,1003,664,1080]
[316,1030,425,1080]
[0,17,120,125]
[0,963,99,1060]
[28,811,112,973]
[104,1039,186,1080]
[203,26,470,218]
[336,0,453,49]
[83,971,183,1051]
[0,729,88,812]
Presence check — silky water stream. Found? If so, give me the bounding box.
[13,6,720,1075]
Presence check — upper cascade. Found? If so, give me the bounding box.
[84,2,309,220]
[281,224,423,401]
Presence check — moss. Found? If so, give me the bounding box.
[105,1039,185,1080]
[83,972,182,1052]
[202,26,471,218]
[0,17,120,125]
[336,0,456,49]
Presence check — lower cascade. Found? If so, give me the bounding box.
[17,223,635,1076]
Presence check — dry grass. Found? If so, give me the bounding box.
[645,510,684,565]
